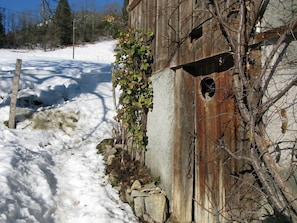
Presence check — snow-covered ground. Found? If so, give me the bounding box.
[0,41,139,223]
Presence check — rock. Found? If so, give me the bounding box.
[96,138,113,154]
[165,215,179,223]
[131,180,142,191]
[125,189,134,205]
[148,187,162,194]
[114,144,124,149]
[131,190,149,197]
[160,189,167,196]
[145,194,168,223]
[104,147,117,160]
[140,182,156,192]
[141,184,163,195]
[108,170,118,183]
[140,182,166,195]
[105,144,112,150]
[143,213,155,223]
[134,196,145,218]
[106,155,115,165]
[119,190,126,201]
[126,186,132,194]
[103,146,117,161]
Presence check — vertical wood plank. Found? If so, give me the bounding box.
[173,68,195,223]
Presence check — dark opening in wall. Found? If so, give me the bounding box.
[200,77,215,99]
[190,26,203,42]
[181,53,234,76]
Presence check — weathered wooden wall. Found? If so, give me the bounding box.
[172,56,240,222]
[128,0,241,222]
[128,0,230,71]
[194,69,238,223]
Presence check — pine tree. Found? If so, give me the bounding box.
[122,0,129,22]
[0,12,5,47]
[55,0,72,45]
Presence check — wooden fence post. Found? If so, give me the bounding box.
[8,59,22,129]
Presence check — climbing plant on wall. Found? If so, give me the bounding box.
[113,29,154,149]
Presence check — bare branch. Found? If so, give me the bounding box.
[233,1,251,123]
[208,0,236,50]
[259,76,297,116]
[255,134,297,213]
[218,139,253,162]
[257,19,297,86]
[262,42,290,92]
[248,0,270,40]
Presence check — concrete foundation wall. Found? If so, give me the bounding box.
[145,68,175,203]
[262,0,297,30]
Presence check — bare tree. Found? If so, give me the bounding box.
[205,0,297,221]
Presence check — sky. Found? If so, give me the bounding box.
[0,40,139,222]
[0,0,124,14]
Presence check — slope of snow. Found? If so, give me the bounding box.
[0,41,138,223]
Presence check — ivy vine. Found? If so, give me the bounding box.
[113,29,154,149]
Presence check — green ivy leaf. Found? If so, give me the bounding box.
[113,28,154,150]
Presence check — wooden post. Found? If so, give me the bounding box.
[72,19,75,59]
[8,59,22,129]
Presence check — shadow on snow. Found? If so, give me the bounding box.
[1,59,113,122]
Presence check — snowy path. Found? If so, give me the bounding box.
[0,41,139,223]
[53,141,137,223]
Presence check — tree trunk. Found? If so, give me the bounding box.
[254,133,297,220]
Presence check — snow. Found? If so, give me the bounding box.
[0,41,139,223]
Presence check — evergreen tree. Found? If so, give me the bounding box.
[0,12,5,47]
[122,0,129,23]
[55,0,72,45]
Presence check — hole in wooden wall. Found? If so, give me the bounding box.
[200,77,215,99]
[190,26,203,42]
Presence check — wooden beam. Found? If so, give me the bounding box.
[127,0,141,12]
[253,19,297,45]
